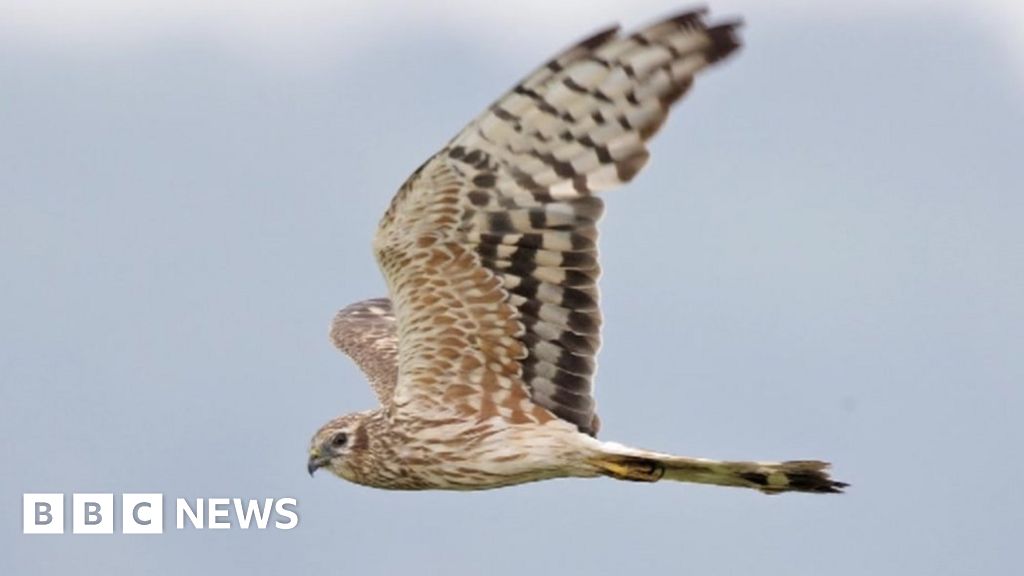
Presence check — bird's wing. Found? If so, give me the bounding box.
[330,298,399,405]
[374,10,741,435]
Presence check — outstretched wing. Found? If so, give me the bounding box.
[330,298,398,405]
[375,10,741,435]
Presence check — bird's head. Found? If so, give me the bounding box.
[307,411,373,482]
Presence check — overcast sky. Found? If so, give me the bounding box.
[2,1,1022,574]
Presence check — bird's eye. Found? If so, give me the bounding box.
[330,432,348,449]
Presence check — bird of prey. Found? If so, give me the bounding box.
[308,8,846,494]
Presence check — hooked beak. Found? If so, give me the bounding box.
[307,451,329,477]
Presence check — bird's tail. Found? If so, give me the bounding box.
[590,446,846,494]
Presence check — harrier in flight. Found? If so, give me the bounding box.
[308,8,846,494]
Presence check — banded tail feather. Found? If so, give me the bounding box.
[593,448,847,494]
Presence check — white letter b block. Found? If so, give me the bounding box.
[23,494,64,534]
[72,493,113,534]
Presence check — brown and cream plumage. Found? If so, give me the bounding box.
[308,8,847,494]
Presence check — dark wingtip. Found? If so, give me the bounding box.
[577,25,622,51]
[705,19,744,63]
[643,7,743,64]
[666,6,710,25]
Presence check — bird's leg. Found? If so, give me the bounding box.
[590,455,666,482]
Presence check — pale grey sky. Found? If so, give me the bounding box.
[2,2,1022,575]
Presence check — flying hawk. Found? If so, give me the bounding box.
[308,8,846,494]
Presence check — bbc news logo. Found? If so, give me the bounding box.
[23,494,299,534]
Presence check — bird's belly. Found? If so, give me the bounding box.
[390,420,600,490]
